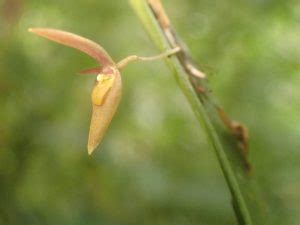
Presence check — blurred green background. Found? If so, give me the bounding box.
[1,0,300,224]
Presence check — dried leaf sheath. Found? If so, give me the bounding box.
[29,28,122,154]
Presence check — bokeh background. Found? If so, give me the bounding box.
[1,0,300,224]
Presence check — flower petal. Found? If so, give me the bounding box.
[88,70,122,154]
[78,67,103,75]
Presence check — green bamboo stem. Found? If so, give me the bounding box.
[129,1,270,224]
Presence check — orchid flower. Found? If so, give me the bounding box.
[28,28,180,155]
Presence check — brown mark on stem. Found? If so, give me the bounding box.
[217,107,252,172]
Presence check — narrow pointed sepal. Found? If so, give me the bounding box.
[28,28,114,67]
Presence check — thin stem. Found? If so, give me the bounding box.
[129,1,270,225]
[117,46,180,70]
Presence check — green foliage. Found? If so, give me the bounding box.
[0,0,299,224]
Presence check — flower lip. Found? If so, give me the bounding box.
[96,73,113,82]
